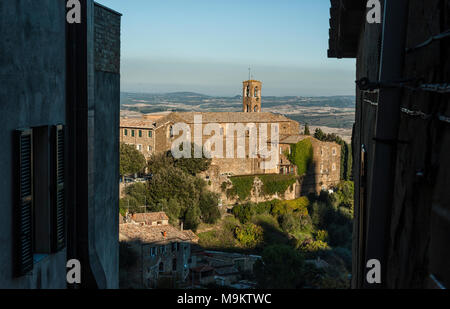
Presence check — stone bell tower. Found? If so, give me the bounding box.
[243,80,262,113]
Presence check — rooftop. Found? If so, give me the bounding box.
[120,118,157,129]
[119,223,197,244]
[132,212,169,224]
[168,112,295,124]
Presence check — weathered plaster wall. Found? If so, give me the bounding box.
[0,0,67,288]
[93,4,121,289]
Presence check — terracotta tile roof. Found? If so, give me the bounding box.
[168,112,295,124]
[119,223,197,244]
[182,230,199,242]
[280,134,308,144]
[132,212,169,223]
[120,118,157,129]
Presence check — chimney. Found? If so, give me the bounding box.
[180,222,184,231]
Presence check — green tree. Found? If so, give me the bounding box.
[120,143,147,177]
[184,205,202,231]
[314,128,326,141]
[304,124,311,135]
[235,223,263,248]
[254,245,309,289]
[172,143,212,176]
[147,152,175,175]
[199,191,221,224]
[125,182,148,207]
[119,196,140,214]
[232,203,255,224]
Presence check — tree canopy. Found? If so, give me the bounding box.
[120,143,147,176]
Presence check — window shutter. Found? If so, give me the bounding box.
[15,129,34,276]
[52,125,66,252]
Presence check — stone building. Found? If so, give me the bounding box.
[120,118,157,159]
[243,80,262,112]
[119,80,342,197]
[131,212,169,226]
[0,1,121,288]
[329,0,450,288]
[119,213,198,288]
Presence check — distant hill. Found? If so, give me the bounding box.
[120,91,356,130]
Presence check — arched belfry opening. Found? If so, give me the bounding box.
[243,80,262,113]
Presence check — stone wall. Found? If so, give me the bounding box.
[299,138,342,195]
[93,3,121,289]
[120,127,155,159]
[94,4,121,74]
[201,168,298,207]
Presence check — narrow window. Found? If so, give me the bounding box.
[131,130,135,137]
[33,126,52,256]
[124,129,128,136]
[51,125,66,253]
[139,130,142,137]
[148,131,152,138]
[15,129,34,276]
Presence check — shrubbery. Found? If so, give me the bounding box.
[226,174,298,201]
[235,223,263,249]
[259,174,296,196]
[288,138,313,176]
[253,245,313,289]
[227,176,255,201]
[120,145,219,232]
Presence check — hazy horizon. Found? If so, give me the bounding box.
[121,90,356,98]
[98,0,356,96]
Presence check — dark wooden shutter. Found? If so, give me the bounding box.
[52,125,66,252]
[15,129,34,276]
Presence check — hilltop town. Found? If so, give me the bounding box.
[118,80,354,288]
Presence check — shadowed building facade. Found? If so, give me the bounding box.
[0,1,121,289]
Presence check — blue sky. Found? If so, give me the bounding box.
[97,0,355,96]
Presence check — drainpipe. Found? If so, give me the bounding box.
[363,0,409,288]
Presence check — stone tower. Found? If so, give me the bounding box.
[242,80,262,113]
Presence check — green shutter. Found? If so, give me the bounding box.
[15,129,34,276]
[149,131,152,138]
[52,125,66,252]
